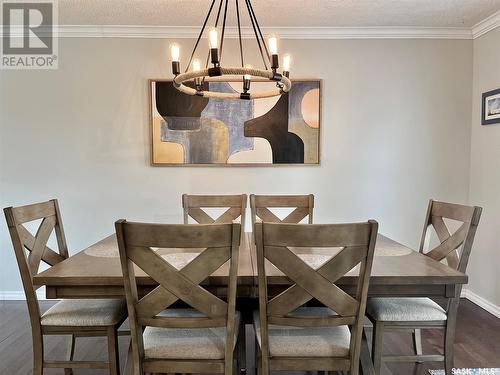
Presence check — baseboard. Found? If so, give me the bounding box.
[0,289,47,301]
[461,288,500,319]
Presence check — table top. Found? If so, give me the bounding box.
[34,232,467,288]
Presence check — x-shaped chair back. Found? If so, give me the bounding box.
[250,194,314,230]
[116,220,241,369]
[183,194,247,235]
[254,221,378,367]
[4,199,69,319]
[418,200,482,273]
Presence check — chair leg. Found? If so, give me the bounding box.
[444,324,456,375]
[254,336,267,375]
[260,352,269,375]
[225,356,234,375]
[445,298,459,375]
[412,328,423,363]
[371,321,384,375]
[107,327,120,375]
[33,332,44,375]
[444,321,456,375]
[64,334,76,375]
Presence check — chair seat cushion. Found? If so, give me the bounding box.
[41,299,127,326]
[143,309,240,360]
[253,307,351,358]
[366,297,447,322]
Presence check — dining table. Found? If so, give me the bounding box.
[33,232,468,375]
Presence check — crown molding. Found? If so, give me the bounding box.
[472,10,500,39]
[59,25,475,39]
[5,16,500,40]
[2,25,473,40]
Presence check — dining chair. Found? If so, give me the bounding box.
[182,194,247,234]
[115,220,241,375]
[249,194,314,229]
[253,220,379,375]
[183,193,248,374]
[366,199,482,375]
[3,199,127,375]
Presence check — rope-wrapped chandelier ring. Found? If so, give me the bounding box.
[173,66,292,100]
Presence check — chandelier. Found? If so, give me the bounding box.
[169,0,292,100]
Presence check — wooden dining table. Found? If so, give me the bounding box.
[34,232,468,375]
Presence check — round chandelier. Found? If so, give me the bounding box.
[169,0,292,100]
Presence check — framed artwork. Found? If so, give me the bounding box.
[482,88,500,125]
[150,79,321,166]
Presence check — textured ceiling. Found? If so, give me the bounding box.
[58,0,500,28]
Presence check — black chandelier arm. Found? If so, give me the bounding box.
[215,0,224,28]
[185,0,217,73]
[244,0,268,70]
[219,0,230,61]
[235,0,245,67]
[246,0,271,61]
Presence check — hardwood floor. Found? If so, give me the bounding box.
[0,299,499,375]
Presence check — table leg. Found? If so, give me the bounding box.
[238,323,247,375]
[123,340,133,375]
[360,329,375,375]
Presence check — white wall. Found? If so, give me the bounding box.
[467,27,500,309]
[0,38,473,293]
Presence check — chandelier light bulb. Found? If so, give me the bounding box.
[170,44,180,62]
[283,54,291,72]
[243,64,252,95]
[170,44,181,75]
[193,58,201,72]
[208,28,220,66]
[268,35,278,55]
[209,28,219,49]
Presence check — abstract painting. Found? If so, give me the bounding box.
[150,79,321,165]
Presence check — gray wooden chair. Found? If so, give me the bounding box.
[4,199,127,375]
[182,194,247,235]
[115,220,241,375]
[253,220,378,375]
[366,199,482,375]
[250,194,314,229]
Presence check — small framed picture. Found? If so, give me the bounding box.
[482,88,500,125]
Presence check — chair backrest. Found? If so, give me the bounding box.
[182,194,247,233]
[115,220,241,371]
[418,199,482,273]
[254,220,378,373]
[4,199,69,324]
[250,194,314,229]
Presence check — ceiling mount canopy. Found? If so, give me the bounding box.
[169,0,292,100]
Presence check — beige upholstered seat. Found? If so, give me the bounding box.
[143,309,241,360]
[366,297,447,322]
[41,299,127,326]
[253,308,351,358]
